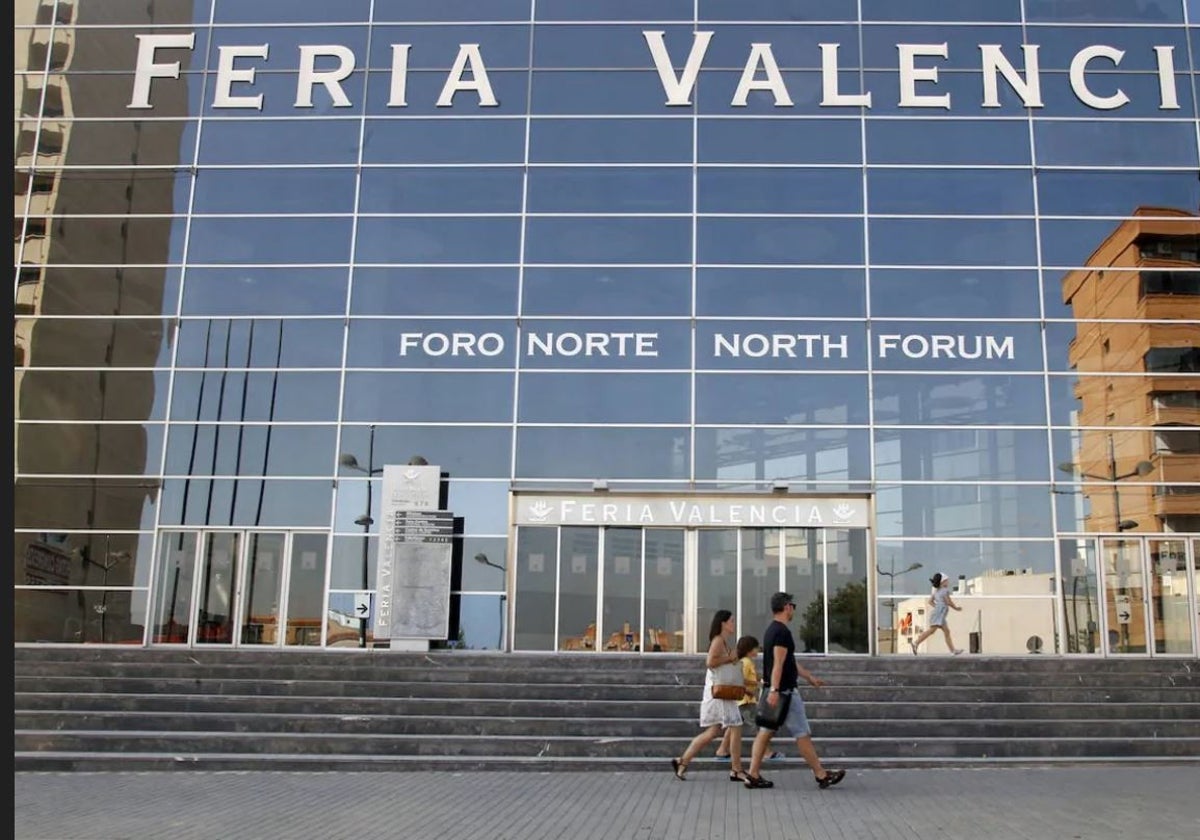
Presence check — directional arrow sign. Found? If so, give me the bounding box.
[1117,610,1131,623]
[1115,596,1132,624]
[354,592,371,618]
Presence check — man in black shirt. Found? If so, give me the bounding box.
[743,590,847,790]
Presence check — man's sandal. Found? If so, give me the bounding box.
[816,769,846,789]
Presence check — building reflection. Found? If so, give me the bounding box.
[1059,207,1200,535]
[13,0,186,642]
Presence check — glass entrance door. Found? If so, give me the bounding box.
[1099,536,1197,657]
[151,529,307,647]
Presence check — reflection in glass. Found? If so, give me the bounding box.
[557,527,598,651]
[195,532,239,645]
[739,529,777,643]
[601,528,641,651]
[1060,538,1100,654]
[286,533,328,646]
[152,531,197,644]
[1149,539,1193,654]
[238,532,285,645]
[450,593,507,651]
[644,529,685,652]
[1102,538,1147,654]
[783,528,821,653]
[826,529,868,654]
[514,526,557,651]
[696,529,737,652]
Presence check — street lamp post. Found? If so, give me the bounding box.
[474,552,507,650]
[340,424,382,648]
[876,558,922,653]
[1057,433,1153,532]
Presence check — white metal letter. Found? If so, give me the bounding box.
[1154,46,1180,110]
[129,33,196,109]
[295,45,355,108]
[388,44,411,107]
[213,44,269,109]
[897,43,950,109]
[1069,45,1128,110]
[979,44,1042,108]
[732,43,793,107]
[642,30,713,106]
[819,43,871,107]
[436,44,498,107]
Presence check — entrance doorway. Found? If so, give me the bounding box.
[1061,535,1198,656]
[150,530,328,647]
[511,525,870,655]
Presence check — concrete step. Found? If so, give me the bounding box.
[16,692,1200,720]
[16,711,1198,740]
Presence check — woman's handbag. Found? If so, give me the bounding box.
[755,687,791,729]
[710,654,745,701]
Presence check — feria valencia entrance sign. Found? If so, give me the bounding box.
[513,494,870,529]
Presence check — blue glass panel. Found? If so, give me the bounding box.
[342,371,514,422]
[187,217,353,263]
[346,319,518,369]
[351,268,519,315]
[202,71,368,117]
[698,1,859,22]
[355,217,522,263]
[869,218,1037,266]
[522,267,691,316]
[362,118,526,163]
[695,373,870,424]
[1040,71,1195,118]
[530,118,692,162]
[517,372,690,422]
[338,423,513,477]
[874,429,1051,481]
[700,118,862,164]
[868,169,1034,215]
[1034,120,1198,167]
[696,268,866,317]
[193,168,357,214]
[164,424,336,476]
[695,70,832,115]
[697,321,867,371]
[1032,25,1190,69]
[525,217,692,263]
[1037,170,1200,216]
[173,319,345,368]
[532,24,693,68]
[197,119,362,164]
[367,25,531,68]
[873,374,1049,425]
[519,319,691,369]
[168,372,342,422]
[862,25,1027,68]
[870,269,1041,318]
[532,69,690,114]
[527,167,692,212]
[865,120,1031,164]
[702,24,861,67]
[181,268,349,316]
[874,541,1057,583]
[871,323,1044,372]
[363,69,528,115]
[537,0,694,20]
[358,168,524,213]
[374,0,532,22]
[212,0,371,23]
[697,218,864,265]
[515,427,690,479]
[861,0,1021,21]
[1025,1,1184,23]
[698,168,862,213]
[1038,217,1200,267]
[860,71,1031,116]
[206,26,369,70]
[160,478,333,527]
[694,428,871,482]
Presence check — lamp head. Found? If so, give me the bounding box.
[407,455,429,466]
[1134,461,1153,477]
[474,553,488,564]
[1117,519,1139,532]
[339,453,360,470]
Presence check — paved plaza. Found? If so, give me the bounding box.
[15,764,1200,840]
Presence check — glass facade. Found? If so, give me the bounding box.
[14,0,1200,655]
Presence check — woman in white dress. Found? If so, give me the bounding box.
[910,572,964,655]
[670,609,749,782]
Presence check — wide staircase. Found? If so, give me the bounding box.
[14,648,1200,772]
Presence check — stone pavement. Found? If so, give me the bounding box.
[15,765,1200,840]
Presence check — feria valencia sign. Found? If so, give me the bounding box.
[130,31,1183,112]
[513,494,870,528]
